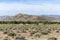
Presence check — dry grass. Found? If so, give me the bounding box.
[0,24,60,40]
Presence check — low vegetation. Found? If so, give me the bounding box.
[48,37,57,40]
[0,21,59,40]
[0,21,60,24]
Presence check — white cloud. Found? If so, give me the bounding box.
[0,2,60,16]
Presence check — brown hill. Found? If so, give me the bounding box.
[6,13,59,21]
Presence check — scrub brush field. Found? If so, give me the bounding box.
[0,23,60,40]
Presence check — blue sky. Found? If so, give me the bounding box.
[0,0,60,16]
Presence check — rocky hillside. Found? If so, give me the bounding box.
[0,13,60,21]
[6,13,60,21]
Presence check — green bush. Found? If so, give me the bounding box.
[8,32,16,37]
[48,37,57,40]
[41,29,50,35]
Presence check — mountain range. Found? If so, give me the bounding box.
[0,13,60,21]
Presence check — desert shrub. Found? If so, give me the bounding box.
[0,28,4,31]
[30,31,37,36]
[34,33,41,38]
[3,36,10,40]
[41,29,51,35]
[56,30,59,33]
[3,29,10,34]
[15,36,27,40]
[48,37,57,40]
[21,30,27,33]
[3,31,8,34]
[8,32,16,37]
